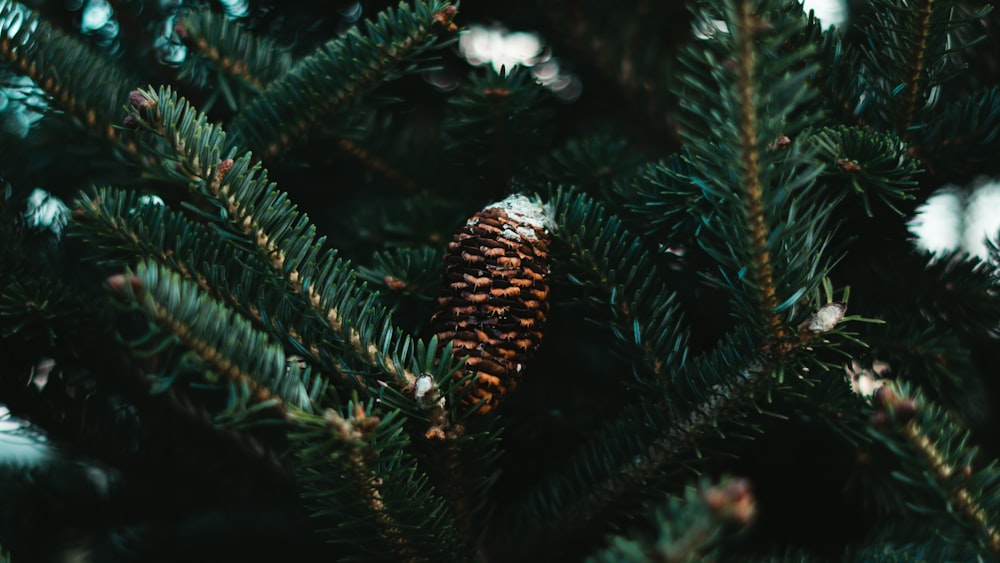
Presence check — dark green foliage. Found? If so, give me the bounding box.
[292,404,464,561]
[919,86,1000,177]
[122,259,324,414]
[673,0,834,333]
[177,8,293,94]
[869,381,1000,555]
[360,245,445,300]
[587,477,755,562]
[0,273,82,348]
[548,187,688,385]
[1,0,1000,560]
[536,135,646,196]
[0,1,139,157]
[443,65,553,192]
[226,0,459,159]
[809,126,921,216]
[854,0,990,133]
[613,152,704,243]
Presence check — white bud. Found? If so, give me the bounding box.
[845,360,889,400]
[807,302,846,333]
[414,374,441,408]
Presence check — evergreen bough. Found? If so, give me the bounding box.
[1,0,999,560]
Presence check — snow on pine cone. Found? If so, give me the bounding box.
[433,194,553,414]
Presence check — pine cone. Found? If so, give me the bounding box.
[433,194,553,414]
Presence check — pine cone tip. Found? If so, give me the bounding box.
[476,194,555,237]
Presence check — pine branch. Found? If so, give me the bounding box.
[864,250,1000,339]
[898,0,935,135]
[360,246,444,299]
[72,187,357,389]
[674,0,829,343]
[114,89,468,462]
[868,323,985,423]
[493,292,855,556]
[549,187,689,384]
[0,270,90,351]
[732,0,784,338]
[176,8,292,91]
[857,0,992,134]
[226,0,459,159]
[490,328,766,557]
[800,7,866,124]
[587,477,756,562]
[850,537,981,562]
[0,331,296,506]
[809,126,921,216]
[443,65,553,191]
[871,381,1000,557]
[321,407,419,559]
[127,86,461,415]
[115,260,324,416]
[0,1,146,162]
[292,403,464,562]
[918,87,1000,176]
[537,135,647,196]
[613,152,704,244]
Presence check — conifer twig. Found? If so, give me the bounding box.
[550,189,688,383]
[73,188,355,387]
[546,357,767,546]
[898,0,935,136]
[227,0,459,159]
[733,0,786,340]
[0,1,148,163]
[132,87,450,393]
[324,407,421,562]
[111,261,319,414]
[876,383,1000,555]
[508,294,850,554]
[904,422,1000,553]
[177,9,293,91]
[292,404,463,560]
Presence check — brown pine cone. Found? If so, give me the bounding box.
[433,194,553,414]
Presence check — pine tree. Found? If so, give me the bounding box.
[1,0,999,560]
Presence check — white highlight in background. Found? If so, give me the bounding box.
[802,0,847,28]
[911,180,1000,260]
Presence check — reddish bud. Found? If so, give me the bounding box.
[872,385,918,425]
[837,158,862,173]
[768,135,792,151]
[704,478,756,525]
[129,90,154,112]
[215,158,234,183]
[384,275,408,291]
[433,5,459,31]
[483,87,512,98]
[106,273,144,295]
